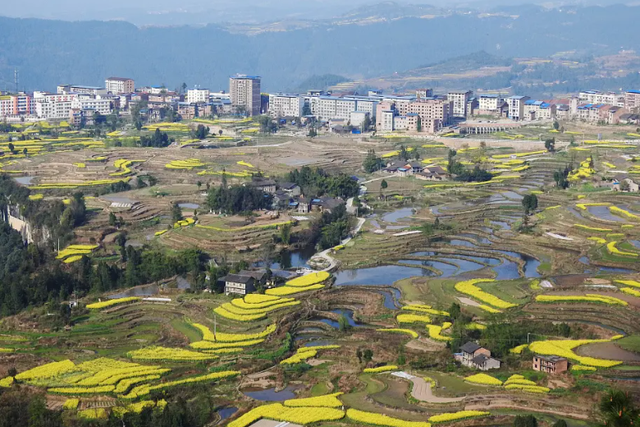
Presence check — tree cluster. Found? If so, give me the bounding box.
[205,184,272,215]
[139,128,173,147]
[287,166,359,199]
[362,149,384,173]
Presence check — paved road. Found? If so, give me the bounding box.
[315,216,366,272]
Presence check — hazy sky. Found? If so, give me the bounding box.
[1,0,635,24]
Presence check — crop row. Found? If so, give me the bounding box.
[454,279,516,309]
[190,322,276,342]
[120,371,240,400]
[265,284,325,296]
[375,328,419,339]
[401,305,449,316]
[86,297,141,310]
[425,325,451,341]
[535,294,628,306]
[363,365,397,373]
[397,313,431,324]
[127,346,217,362]
[228,403,345,427]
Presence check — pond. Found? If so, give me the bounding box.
[501,191,524,200]
[455,233,491,245]
[375,288,402,310]
[490,220,510,230]
[242,385,300,401]
[381,207,414,223]
[14,176,34,185]
[303,339,337,347]
[586,205,624,222]
[316,309,364,329]
[176,276,191,290]
[257,246,316,270]
[335,265,427,286]
[216,407,237,421]
[522,255,542,278]
[493,260,521,280]
[445,238,477,248]
[178,203,200,209]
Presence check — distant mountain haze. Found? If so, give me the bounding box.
[3,0,639,24]
[1,4,640,92]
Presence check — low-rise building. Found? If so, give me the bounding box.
[533,355,568,374]
[247,178,277,194]
[222,274,256,295]
[457,342,501,371]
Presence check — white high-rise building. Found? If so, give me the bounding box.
[447,90,473,118]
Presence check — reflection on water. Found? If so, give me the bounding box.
[587,206,624,222]
[335,265,427,286]
[316,309,364,328]
[217,407,238,421]
[242,386,299,401]
[178,203,200,209]
[381,208,414,223]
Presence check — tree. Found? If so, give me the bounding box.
[363,349,373,363]
[362,149,383,173]
[599,389,640,427]
[522,194,538,215]
[171,203,183,222]
[514,415,537,427]
[302,102,312,116]
[308,127,317,138]
[381,179,388,190]
[8,143,14,153]
[362,114,371,132]
[280,223,292,245]
[194,124,209,140]
[545,138,555,152]
[356,349,363,363]
[620,180,630,192]
[196,181,202,190]
[338,314,352,332]
[109,212,117,227]
[552,420,567,427]
[553,120,560,131]
[22,147,27,157]
[399,145,410,161]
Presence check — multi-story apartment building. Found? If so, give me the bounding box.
[268,93,304,118]
[0,94,35,117]
[447,90,473,118]
[57,85,107,96]
[477,95,503,113]
[579,90,625,107]
[105,77,134,94]
[416,88,434,99]
[230,74,261,116]
[379,110,395,131]
[523,100,556,121]
[335,99,357,121]
[409,98,451,132]
[71,96,113,116]
[507,96,530,120]
[186,88,210,104]
[34,93,78,119]
[626,90,640,111]
[0,96,12,117]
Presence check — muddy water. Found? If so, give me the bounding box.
[575,342,640,362]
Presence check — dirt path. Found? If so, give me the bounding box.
[457,297,481,307]
[391,372,464,404]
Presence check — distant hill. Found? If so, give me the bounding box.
[293,75,350,93]
[2,5,640,92]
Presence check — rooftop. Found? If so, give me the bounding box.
[460,341,482,354]
[106,77,133,82]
